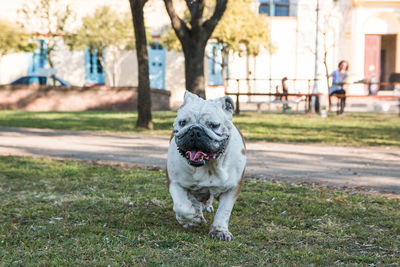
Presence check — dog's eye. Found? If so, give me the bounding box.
[179,120,186,127]
[209,122,220,129]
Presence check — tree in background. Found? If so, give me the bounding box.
[18,0,75,68]
[0,20,36,59]
[161,0,271,91]
[65,6,135,87]
[129,0,152,129]
[320,6,350,111]
[210,0,270,88]
[0,20,36,82]
[163,0,228,99]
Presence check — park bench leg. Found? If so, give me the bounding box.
[235,94,240,115]
[336,98,340,115]
[305,97,311,113]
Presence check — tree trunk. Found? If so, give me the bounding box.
[46,41,56,69]
[324,50,331,111]
[246,46,250,92]
[130,0,153,129]
[183,43,206,99]
[47,51,54,68]
[164,0,228,99]
[322,33,331,111]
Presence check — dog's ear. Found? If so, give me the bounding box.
[183,91,200,104]
[217,96,234,114]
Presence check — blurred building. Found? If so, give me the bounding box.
[0,0,399,108]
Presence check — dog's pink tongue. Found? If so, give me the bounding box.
[186,151,208,162]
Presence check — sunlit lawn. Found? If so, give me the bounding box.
[1,156,399,265]
[0,110,399,147]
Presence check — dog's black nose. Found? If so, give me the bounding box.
[189,125,203,138]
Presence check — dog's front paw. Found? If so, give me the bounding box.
[209,228,234,242]
[181,221,196,229]
[176,213,206,227]
[175,205,206,227]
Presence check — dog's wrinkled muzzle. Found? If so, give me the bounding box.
[175,125,228,167]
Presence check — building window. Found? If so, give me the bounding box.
[259,0,290,17]
[211,46,217,75]
[84,46,105,84]
[207,43,228,86]
[38,40,46,68]
[148,41,166,90]
[27,40,47,75]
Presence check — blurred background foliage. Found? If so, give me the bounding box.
[0,20,36,58]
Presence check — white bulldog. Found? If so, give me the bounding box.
[167,91,246,241]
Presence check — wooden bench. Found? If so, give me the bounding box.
[225,92,322,114]
[247,97,306,112]
[268,96,306,111]
[330,94,400,115]
[246,101,265,112]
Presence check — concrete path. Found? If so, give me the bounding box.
[1,127,399,194]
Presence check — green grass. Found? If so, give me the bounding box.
[0,110,399,147]
[234,112,400,147]
[0,110,175,135]
[1,156,399,265]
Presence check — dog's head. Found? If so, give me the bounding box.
[173,91,234,167]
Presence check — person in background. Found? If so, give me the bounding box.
[329,60,349,114]
[281,77,290,110]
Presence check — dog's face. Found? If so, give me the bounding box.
[173,91,234,167]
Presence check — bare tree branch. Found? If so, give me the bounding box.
[202,0,228,41]
[186,0,205,31]
[163,0,190,43]
[163,0,228,97]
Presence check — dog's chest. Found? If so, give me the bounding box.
[188,187,211,203]
[182,166,233,195]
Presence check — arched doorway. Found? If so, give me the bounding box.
[363,13,400,91]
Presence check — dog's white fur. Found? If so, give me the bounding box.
[167,91,246,241]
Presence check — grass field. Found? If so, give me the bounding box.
[1,156,399,265]
[0,110,399,147]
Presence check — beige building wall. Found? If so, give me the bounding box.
[0,0,187,108]
[220,0,346,102]
[1,0,400,108]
